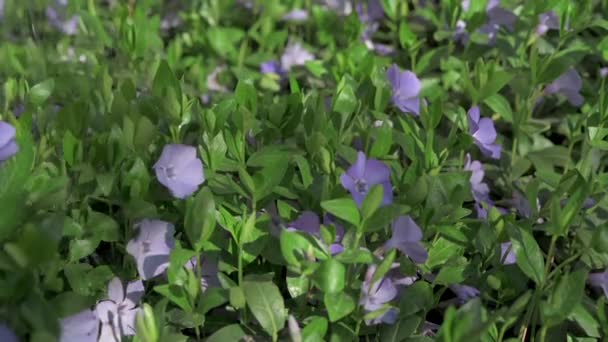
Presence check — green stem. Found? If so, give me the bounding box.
[543,236,558,288]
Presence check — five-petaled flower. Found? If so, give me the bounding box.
[449,284,480,304]
[287,211,345,255]
[0,121,19,163]
[96,278,144,342]
[153,144,205,199]
[387,64,422,116]
[384,216,428,264]
[60,309,99,342]
[544,68,584,107]
[468,106,501,159]
[588,270,608,299]
[536,11,559,36]
[127,219,175,280]
[359,264,399,325]
[340,151,393,207]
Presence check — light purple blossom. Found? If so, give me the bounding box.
[362,23,395,56]
[544,69,584,107]
[46,3,79,36]
[340,151,393,207]
[588,270,608,298]
[465,154,498,219]
[468,106,501,159]
[360,264,399,325]
[387,64,422,116]
[60,309,99,342]
[280,41,315,72]
[500,242,516,265]
[153,144,205,199]
[0,121,18,163]
[286,211,345,255]
[453,20,469,45]
[260,60,283,75]
[384,216,428,264]
[460,0,516,45]
[282,9,308,22]
[536,11,559,36]
[185,255,221,291]
[600,68,608,78]
[0,324,17,342]
[356,0,384,24]
[127,219,175,280]
[95,278,144,341]
[449,284,480,304]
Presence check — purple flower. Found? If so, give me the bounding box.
[588,270,608,298]
[153,144,205,199]
[600,68,608,78]
[185,255,221,291]
[384,216,428,264]
[360,265,399,325]
[96,278,144,341]
[46,3,79,36]
[500,242,516,265]
[286,211,345,255]
[544,69,584,107]
[127,220,175,280]
[464,154,497,219]
[362,23,395,56]
[282,9,308,22]
[460,0,516,45]
[356,0,384,24]
[60,309,99,342]
[280,41,314,72]
[454,20,470,45]
[0,324,17,342]
[387,64,421,116]
[260,60,283,75]
[0,121,18,163]
[340,151,393,207]
[468,106,501,159]
[449,284,480,304]
[536,11,559,36]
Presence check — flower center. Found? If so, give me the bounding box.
[355,179,368,194]
[164,165,176,179]
[142,240,151,254]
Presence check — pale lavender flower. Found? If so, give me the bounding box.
[387,64,422,116]
[468,106,501,159]
[153,144,205,199]
[362,23,395,56]
[449,284,480,304]
[260,60,283,75]
[60,309,99,342]
[464,154,497,219]
[95,278,144,341]
[600,68,608,78]
[287,315,302,342]
[500,242,516,265]
[384,216,428,264]
[356,0,384,24]
[0,324,17,342]
[280,41,314,72]
[360,265,399,325]
[544,69,584,107]
[0,0,4,20]
[536,11,559,36]
[340,151,393,207]
[287,211,345,255]
[454,20,469,45]
[0,121,18,163]
[185,255,221,291]
[46,4,79,36]
[460,0,516,45]
[127,220,175,280]
[588,270,608,298]
[282,9,308,22]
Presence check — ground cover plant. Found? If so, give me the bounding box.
[1,0,608,341]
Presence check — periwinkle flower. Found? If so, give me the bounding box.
[449,284,480,304]
[96,278,144,341]
[544,68,584,107]
[185,255,221,291]
[0,121,18,163]
[340,151,393,207]
[356,0,384,24]
[500,242,516,265]
[460,0,516,45]
[468,106,501,159]
[46,1,79,36]
[260,60,283,75]
[60,309,99,342]
[453,20,469,45]
[465,154,498,219]
[360,265,399,325]
[286,211,345,255]
[282,9,308,22]
[127,220,175,280]
[588,270,608,298]
[0,324,18,342]
[384,216,428,264]
[387,64,422,116]
[280,41,315,72]
[536,11,559,36]
[153,144,205,199]
[600,68,608,79]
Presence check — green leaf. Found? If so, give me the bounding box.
[478,70,513,100]
[302,316,328,342]
[380,316,422,341]
[508,224,545,285]
[324,292,356,322]
[184,187,216,251]
[542,269,588,326]
[206,324,246,342]
[321,198,360,227]
[484,94,513,123]
[360,185,384,221]
[28,79,54,106]
[243,279,286,339]
[154,284,192,312]
[314,259,346,293]
[87,210,119,242]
